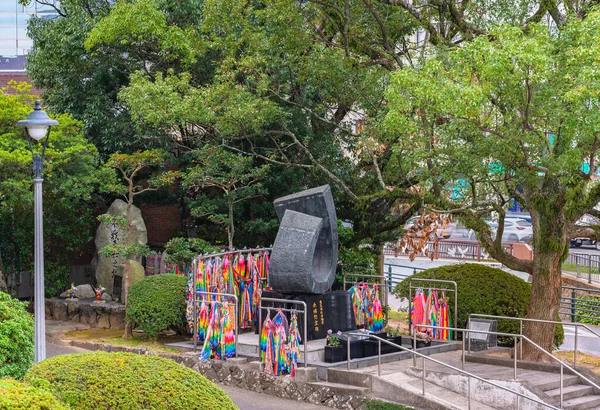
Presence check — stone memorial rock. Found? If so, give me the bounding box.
[74,284,95,299]
[119,260,145,303]
[270,185,338,294]
[93,199,147,296]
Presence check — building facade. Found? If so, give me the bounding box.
[0,1,58,91]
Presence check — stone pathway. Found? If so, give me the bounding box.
[218,384,326,410]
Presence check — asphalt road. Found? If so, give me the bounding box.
[557,323,600,356]
[566,245,600,256]
[46,343,325,410]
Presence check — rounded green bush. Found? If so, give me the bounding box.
[125,274,188,338]
[25,352,236,410]
[0,291,34,379]
[0,379,68,410]
[393,264,564,347]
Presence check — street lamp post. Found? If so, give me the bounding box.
[17,100,58,363]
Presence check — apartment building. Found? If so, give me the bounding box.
[0,0,58,91]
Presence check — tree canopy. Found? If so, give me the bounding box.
[382,11,600,356]
[0,84,115,295]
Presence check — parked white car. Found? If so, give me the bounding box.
[467,219,532,242]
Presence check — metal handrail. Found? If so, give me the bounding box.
[419,324,600,409]
[258,297,308,370]
[345,332,560,410]
[193,247,272,263]
[193,291,239,357]
[468,313,600,367]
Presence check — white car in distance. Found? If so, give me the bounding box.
[468,219,532,242]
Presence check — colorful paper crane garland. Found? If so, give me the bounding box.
[349,283,384,332]
[260,309,302,376]
[410,288,452,340]
[186,250,271,344]
[200,302,236,360]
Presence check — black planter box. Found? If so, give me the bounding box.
[324,345,345,363]
[340,338,365,359]
[363,336,404,356]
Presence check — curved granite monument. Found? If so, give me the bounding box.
[269,185,338,294]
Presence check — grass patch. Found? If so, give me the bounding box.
[554,351,600,376]
[63,329,187,353]
[388,310,408,321]
[562,263,600,273]
[364,399,414,410]
[386,310,409,336]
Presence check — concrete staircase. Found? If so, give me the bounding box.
[534,375,600,410]
[327,349,600,409]
[325,366,496,409]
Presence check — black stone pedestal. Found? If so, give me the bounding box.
[293,290,356,341]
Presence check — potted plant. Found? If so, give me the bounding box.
[324,330,345,363]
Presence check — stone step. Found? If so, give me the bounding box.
[563,395,600,410]
[327,368,371,389]
[545,384,595,401]
[533,374,580,391]
[373,371,496,410]
[308,381,371,396]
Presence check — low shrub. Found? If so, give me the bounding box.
[576,295,600,325]
[25,352,236,410]
[125,274,188,338]
[393,264,564,347]
[364,399,414,410]
[0,379,68,410]
[0,291,34,379]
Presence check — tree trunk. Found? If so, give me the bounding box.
[123,186,134,340]
[374,243,385,279]
[227,200,234,251]
[0,255,7,293]
[522,203,567,361]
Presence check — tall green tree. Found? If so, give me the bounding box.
[99,149,179,338]
[183,146,270,250]
[0,84,115,296]
[384,15,600,358]
[22,0,313,250]
[89,0,427,271]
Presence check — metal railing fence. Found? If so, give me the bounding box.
[346,331,561,410]
[384,240,513,262]
[560,286,600,324]
[418,324,600,410]
[468,313,600,369]
[563,253,600,284]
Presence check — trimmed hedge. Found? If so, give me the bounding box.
[125,274,188,338]
[0,379,68,410]
[0,291,34,379]
[25,352,236,410]
[393,264,564,347]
